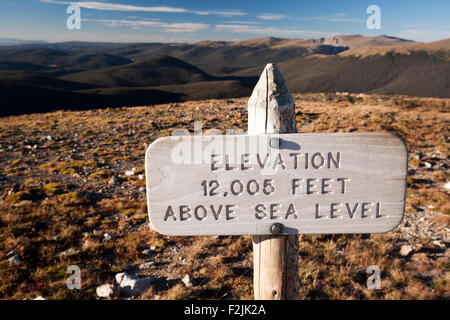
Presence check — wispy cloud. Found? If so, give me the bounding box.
[311,13,363,23]
[313,17,363,23]
[40,0,245,17]
[394,28,450,42]
[256,14,286,20]
[225,21,262,25]
[97,19,210,33]
[215,24,332,38]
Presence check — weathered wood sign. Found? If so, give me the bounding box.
[145,132,407,236]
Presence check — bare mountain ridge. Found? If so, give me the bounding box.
[0,34,449,116]
[340,38,450,58]
[193,34,414,49]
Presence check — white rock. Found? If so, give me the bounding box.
[6,249,18,257]
[400,245,414,256]
[8,255,21,265]
[444,182,450,191]
[139,262,155,270]
[96,284,116,298]
[182,274,192,287]
[109,176,120,186]
[423,162,432,168]
[58,246,80,257]
[125,171,134,176]
[138,174,144,180]
[103,233,113,241]
[115,272,155,297]
[34,296,45,300]
[432,240,445,249]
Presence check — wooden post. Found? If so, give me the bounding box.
[248,63,299,300]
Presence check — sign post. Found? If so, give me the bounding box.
[144,64,408,300]
[248,63,299,300]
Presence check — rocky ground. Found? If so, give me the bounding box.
[0,92,448,300]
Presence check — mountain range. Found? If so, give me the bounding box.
[0,34,449,116]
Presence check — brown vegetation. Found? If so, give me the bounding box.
[0,92,448,299]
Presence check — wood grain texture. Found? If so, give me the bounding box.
[249,63,298,300]
[145,132,407,236]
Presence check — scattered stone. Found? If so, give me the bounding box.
[444,182,450,191]
[115,272,155,297]
[125,170,134,176]
[58,246,80,257]
[108,176,121,186]
[96,284,116,298]
[34,296,45,300]
[423,162,432,168]
[432,240,445,249]
[138,174,144,180]
[8,255,21,265]
[149,121,160,130]
[182,274,192,287]
[139,262,155,270]
[6,249,18,258]
[103,233,113,241]
[400,245,414,256]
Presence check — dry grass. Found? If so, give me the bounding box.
[0,92,448,299]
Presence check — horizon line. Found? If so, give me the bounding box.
[0,33,433,45]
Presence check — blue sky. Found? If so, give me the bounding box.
[1,0,449,43]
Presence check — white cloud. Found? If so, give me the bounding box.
[40,0,245,17]
[256,14,286,20]
[98,19,210,33]
[4,31,195,43]
[394,28,450,42]
[225,21,262,25]
[215,24,332,38]
[312,16,363,23]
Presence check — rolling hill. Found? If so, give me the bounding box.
[60,55,215,87]
[0,34,449,116]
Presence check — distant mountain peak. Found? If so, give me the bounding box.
[319,34,415,49]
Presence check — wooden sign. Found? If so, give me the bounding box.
[145,132,407,236]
